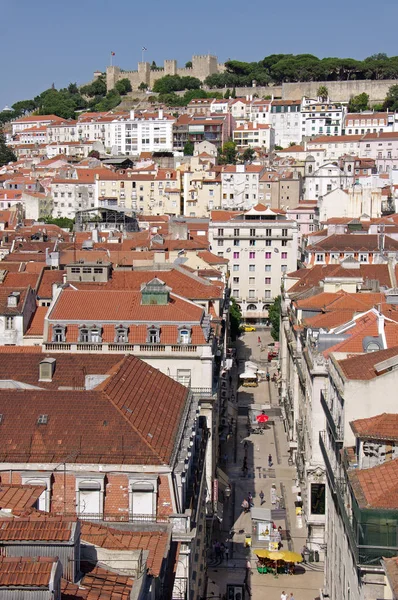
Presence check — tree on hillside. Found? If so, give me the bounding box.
[115,78,132,95]
[185,61,192,68]
[183,141,194,156]
[0,133,17,167]
[95,89,121,112]
[242,147,256,163]
[348,92,369,113]
[218,141,237,165]
[12,99,37,115]
[317,85,329,101]
[268,295,281,341]
[138,82,149,91]
[44,216,74,231]
[383,85,398,112]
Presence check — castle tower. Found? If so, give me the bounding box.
[106,66,121,91]
[192,55,219,80]
[138,62,150,86]
[164,59,177,76]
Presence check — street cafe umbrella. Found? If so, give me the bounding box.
[256,414,269,424]
[279,551,303,563]
[254,550,285,560]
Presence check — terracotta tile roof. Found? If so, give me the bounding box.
[49,288,204,323]
[326,313,398,356]
[61,565,134,599]
[197,250,229,265]
[349,457,398,509]
[0,556,57,587]
[277,145,305,153]
[0,287,30,315]
[81,522,168,576]
[351,412,398,440]
[26,306,48,336]
[296,291,384,312]
[210,210,244,222]
[288,264,393,294]
[303,309,356,329]
[382,557,398,597]
[2,272,40,289]
[0,484,46,511]
[337,346,398,381]
[307,234,398,252]
[37,269,66,298]
[308,135,362,144]
[0,515,77,542]
[0,355,189,465]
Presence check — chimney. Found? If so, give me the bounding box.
[62,273,67,285]
[130,110,135,120]
[253,122,257,129]
[158,109,164,119]
[39,358,56,382]
[7,292,20,307]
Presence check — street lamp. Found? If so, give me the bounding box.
[224,486,231,499]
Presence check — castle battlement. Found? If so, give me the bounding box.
[106,54,224,92]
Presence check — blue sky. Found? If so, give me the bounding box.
[1,0,398,110]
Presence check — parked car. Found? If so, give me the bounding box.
[240,324,256,332]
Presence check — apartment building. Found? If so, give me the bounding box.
[259,170,303,209]
[183,166,221,216]
[359,132,398,173]
[269,100,302,147]
[232,122,274,151]
[344,111,394,135]
[46,120,78,143]
[10,114,64,136]
[50,169,99,218]
[306,135,362,160]
[109,110,175,155]
[221,164,266,210]
[209,204,298,321]
[301,96,345,138]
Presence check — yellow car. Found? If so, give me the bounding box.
[241,325,256,332]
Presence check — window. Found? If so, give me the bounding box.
[233,264,239,271]
[281,252,287,259]
[326,184,332,192]
[266,228,271,237]
[147,326,160,344]
[265,277,271,284]
[248,290,256,299]
[90,328,102,343]
[234,228,239,236]
[233,239,240,246]
[21,474,51,512]
[129,476,158,519]
[250,228,256,236]
[249,239,255,246]
[217,240,224,247]
[265,265,271,272]
[115,326,128,344]
[249,252,255,259]
[249,277,255,285]
[232,289,239,296]
[217,228,224,236]
[233,277,239,283]
[359,253,368,263]
[76,475,105,518]
[247,303,257,309]
[233,252,240,259]
[177,369,191,386]
[282,229,288,237]
[53,325,65,343]
[316,253,324,263]
[265,252,271,259]
[79,327,89,343]
[178,327,191,344]
[5,316,14,330]
[249,265,255,272]
[310,483,325,515]
[263,290,271,299]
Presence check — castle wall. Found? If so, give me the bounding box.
[282,79,398,105]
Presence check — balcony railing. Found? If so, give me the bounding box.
[44,342,201,354]
[320,391,343,441]
[319,430,339,491]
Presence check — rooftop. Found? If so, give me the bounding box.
[351,412,398,441]
[349,457,398,509]
[0,556,57,588]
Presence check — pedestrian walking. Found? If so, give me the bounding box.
[259,490,265,505]
[247,492,254,507]
[289,594,295,600]
[215,541,221,559]
[220,543,225,560]
[268,453,273,467]
[244,559,251,582]
[258,336,261,345]
[225,546,229,562]
[280,592,288,600]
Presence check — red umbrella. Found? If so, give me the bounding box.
[256,414,269,423]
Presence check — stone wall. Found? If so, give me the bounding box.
[282,80,398,104]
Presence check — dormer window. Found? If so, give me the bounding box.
[53,324,66,343]
[147,325,160,344]
[178,326,192,344]
[115,325,128,344]
[90,326,102,343]
[79,326,89,343]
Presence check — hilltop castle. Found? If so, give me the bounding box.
[106,54,225,91]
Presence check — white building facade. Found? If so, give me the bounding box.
[109,110,175,155]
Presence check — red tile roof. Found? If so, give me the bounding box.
[81,522,168,576]
[0,355,189,465]
[26,306,48,336]
[349,457,398,509]
[337,346,398,381]
[307,234,398,252]
[197,250,229,265]
[351,412,398,440]
[0,556,57,587]
[49,288,204,323]
[61,565,134,599]
[0,484,46,511]
[0,515,77,542]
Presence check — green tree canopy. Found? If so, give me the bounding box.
[11,99,37,115]
[80,77,107,98]
[229,297,242,341]
[219,141,237,165]
[43,216,74,231]
[138,82,149,91]
[383,85,398,111]
[268,295,281,341]
[317,85,329,100]
[185,61,192,68]
[183,141,194,156]
[115,78,132,95]
[0,132,17,167]
[153,74,201,94]
[242,147,256,163]
[348,92,369,113]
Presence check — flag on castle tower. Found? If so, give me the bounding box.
[142,46,147,51]
[111,51,115,56]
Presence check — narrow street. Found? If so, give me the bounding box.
[207,330,323,600]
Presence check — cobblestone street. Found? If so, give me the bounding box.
[207,330,323,600]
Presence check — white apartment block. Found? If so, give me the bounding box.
[301,96,345,138]
[269,100,302,147]
[344,111,394,135]
[109,110,175,155]
[306,136,362,161]
[10,115,64,136]
[359,132,398,173]
[303,159,348,200]
[233,122,274,151]
[221,164,266,210]
[46,121,78,143]
[209,205,298,322]
[50,170,97,218]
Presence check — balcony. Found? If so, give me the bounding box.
[320,391,343,441]
[44,342,201,355]
[319,430,340,491]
